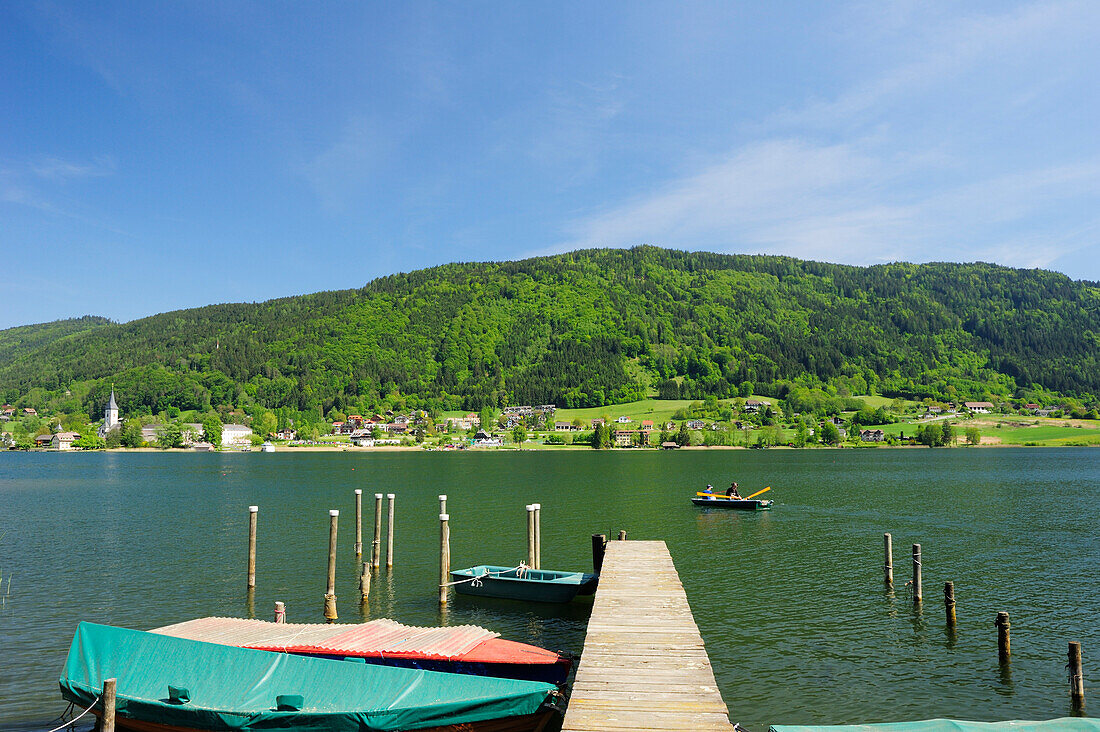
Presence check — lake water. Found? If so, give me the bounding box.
[0,448,1096,730]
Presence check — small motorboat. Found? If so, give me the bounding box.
[450,565,598,604]
[691,497,774,510]
[60,622,562,732]
[151,616,572,685]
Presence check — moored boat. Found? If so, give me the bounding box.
[151,616,572,685]
[60,622,562,732]
[451,565,598,604]
[691,497,774,510]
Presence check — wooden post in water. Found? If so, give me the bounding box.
[996,612,1011,663]
[385,494,395,569]
[247,505,258,589]
[324,509,339,622]
[944,582,957,626]
[618,530,627,541]
[439,513,450,605]
[359,561,370,602]
[883,533,893,585]
[912,544,922,603]
[591,534,606,573]
[533,503,541,570]
[439,494,447,515]
[1069,641,1085,713]
[372,494,383,569]
[354,489,363,555]
[274,601,286,623]
[102,677,117,732]
[525,505,536,567]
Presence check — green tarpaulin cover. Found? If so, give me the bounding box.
[772,719,1100,732]
[60,622,555,731]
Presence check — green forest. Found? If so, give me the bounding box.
[2,247,1099,430]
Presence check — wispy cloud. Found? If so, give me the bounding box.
[300,115,407,212]
[29,155,116,181]
[552,1,1100,273]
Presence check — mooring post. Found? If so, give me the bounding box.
[618,530,627,540]
[354,489,363,555]
[359,561,370,603]
[439,494,447,515]
[912,544,922,603]
[591,534,606,573]
[525,505,536,567]
[102,677,117,732]
[439,513,450,605]
[247,505,258,589]
[386,494,395,568]
[996,611,1011,663]
[1069,641,1085,713]
[533,503,541,570]
[944,582,957,626]
[883,533,893,585]
[274,601,286,623]
[324,509,339,622]
[372,493,383,568]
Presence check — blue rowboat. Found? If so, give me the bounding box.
[450,565,598,604]
[691,497,774,510]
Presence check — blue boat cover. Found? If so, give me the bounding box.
[60,622,555,731]
[772,719,1100,732]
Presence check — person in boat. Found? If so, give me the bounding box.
[702,484,717,499]
[726,482,742,499]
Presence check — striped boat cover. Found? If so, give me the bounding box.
[151,617,500,659]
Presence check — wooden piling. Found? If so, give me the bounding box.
[371,493,383,568]
[359,561,370,602]
[386,493,395,568]
[324,509,339,622]
[247,505,258,589]
[102,677,116,732]
[274,601,286,623]
[439,494,447,515]
[525,505,536,567]
[354,489,363,555]
[912,543,922,603]
[618,530,627,540]
[996,611,1011,662]
[439,513,450,605]
[944,581,956,626]
[528,501,536,572]
[883,532,893,585]
[1069,641,1085,712]
[591,534,606,573]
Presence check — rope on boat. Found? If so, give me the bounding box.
[45,695,99,732]
[439,563,529,587]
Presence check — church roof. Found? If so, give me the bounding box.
[108,390,118,410]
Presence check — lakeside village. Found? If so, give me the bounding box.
[4,387,1100,452]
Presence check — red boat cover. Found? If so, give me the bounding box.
[151,617,563,666]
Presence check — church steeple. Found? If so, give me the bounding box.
[104,387,119,431]
[108,388,118,411]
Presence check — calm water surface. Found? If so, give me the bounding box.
[0,448,1097,730]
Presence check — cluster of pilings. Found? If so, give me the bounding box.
[883,532,1086,715]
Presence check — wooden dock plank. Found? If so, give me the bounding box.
[561,540,734,731]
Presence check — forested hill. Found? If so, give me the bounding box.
[2,247,1099,419]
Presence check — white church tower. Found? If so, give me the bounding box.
[101,388,120,436]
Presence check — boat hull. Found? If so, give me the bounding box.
[691,497,773,510]
[451,566,597,603]
[89,709,560,732]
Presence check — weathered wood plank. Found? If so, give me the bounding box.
[562,540,734,732]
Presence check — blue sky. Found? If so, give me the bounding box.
[3,1,1099,330]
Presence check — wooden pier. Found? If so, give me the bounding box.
[562,540,735,731]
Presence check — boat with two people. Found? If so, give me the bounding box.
[692,484,774,510]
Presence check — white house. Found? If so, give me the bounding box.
[349,429,375,447]
[222,423,253,447]
[964,402,994,414]
[51,432,80,450]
